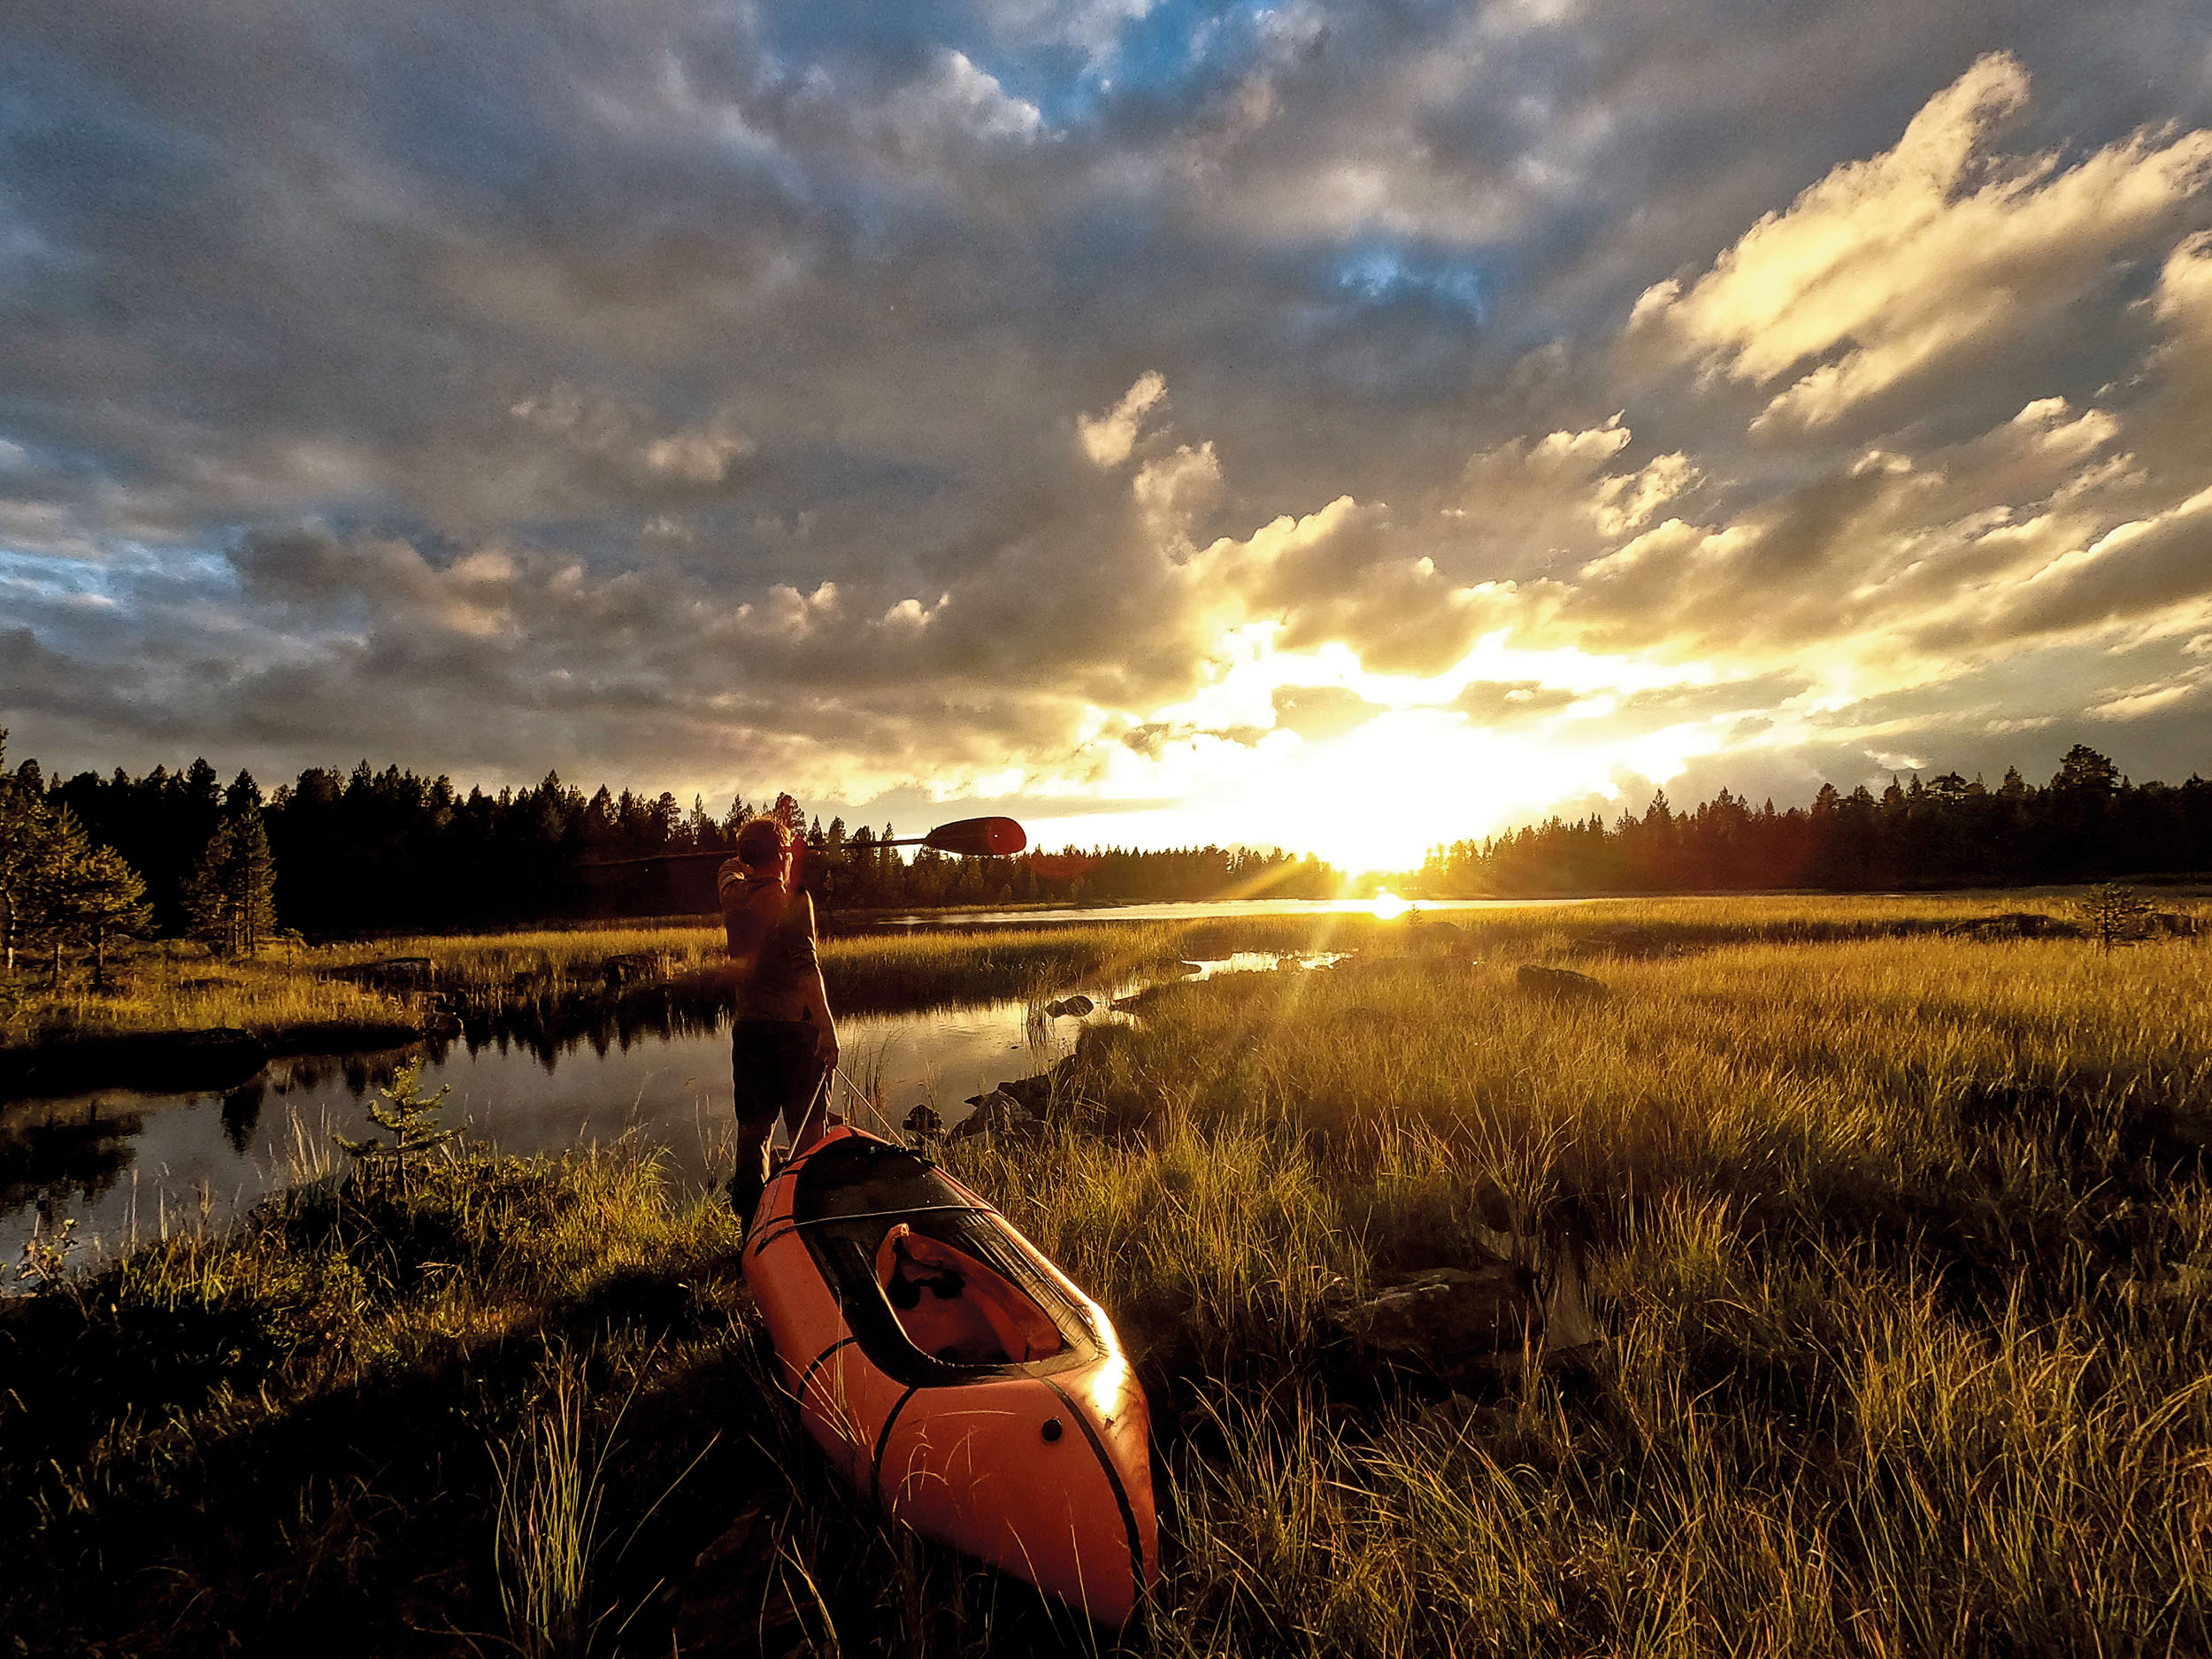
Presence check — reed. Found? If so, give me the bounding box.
[949,927,2212,1656]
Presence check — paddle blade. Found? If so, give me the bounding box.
[925,816,1027,856]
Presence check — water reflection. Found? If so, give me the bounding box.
[0,1100,145,1218]
[1,949,1336,1271]
[220,1081,265,1154]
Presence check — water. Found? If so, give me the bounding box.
[870,895,1582,927]
[1,951,1336,1274]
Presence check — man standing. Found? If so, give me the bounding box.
[718,817,840,1229]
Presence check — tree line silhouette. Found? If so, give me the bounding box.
[1419,746,2212,895]
[4,748,1337,941]
[13,738,2198,949]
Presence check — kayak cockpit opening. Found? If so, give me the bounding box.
[790,1134,1102,1382]
[875,1223,1065,1366]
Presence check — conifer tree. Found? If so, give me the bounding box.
[333,1058,460,1196]
[34,817,152,987]
[186,809,280,955]
[0,729,58,972]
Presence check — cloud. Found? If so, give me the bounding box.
[880,50,1044,149]
[1454,416,1701,572]
[8,4,2212,842]
[1133,441,1221,552]
[1271,684,1386,741]
[511,385,754,486]
[1632,53,2212,433]
[1079,372,1168,467]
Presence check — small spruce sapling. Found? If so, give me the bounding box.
[334,1058,460,1194]
[2078,881,2153,951]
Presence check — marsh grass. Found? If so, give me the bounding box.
[4,910,2209,1655]
[9,889,2158,1056]
[957,928,2212,1656]
[495,1356,612,1658]
[0,912,1385,1057]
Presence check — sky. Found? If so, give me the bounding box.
[4,2,2212,872]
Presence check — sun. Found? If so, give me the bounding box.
[1030,671,1724,868]
[1234,711,1584,872]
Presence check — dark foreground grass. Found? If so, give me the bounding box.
[6,920,2210,1655]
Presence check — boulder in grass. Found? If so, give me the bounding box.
[1516,964,1610,1003]
[949,1089,1041,1142]
[1344,1265,1535,1382]
[1343,1257,1602,1385]
[324,956,434,987]
[672,1502,815,1659]
[1944,912,2088,941]
[1043,994,1095,1018]
[902,1102,944,1135]
[963,1071,1054,1113]
[997,1071,1056,1111]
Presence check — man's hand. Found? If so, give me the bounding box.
[815,1024,841,1069]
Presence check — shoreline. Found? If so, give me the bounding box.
[4,887,2200,1105]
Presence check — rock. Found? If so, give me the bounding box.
[1945,912,2088,941]
[1577,924,1673,959]
[603,952,660,987]
[902,1102,944,1134]
[961,1071,1054,1112]
[1539,1253,1603,1352]
[1345,1274,1540,1363]
[2147,910,2202,937]
[949,1089,1040,1141]
[1516,964,1610,1003]
[324,956,435,987]
[670,1502,815,1658]
[1344,1265,1535,1382]
[1043,994,1095,1018]
[1341,1255,1601,1386]
[998,1072,1055,1110]
[1110,983,1176,1015]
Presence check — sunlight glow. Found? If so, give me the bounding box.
[1084,1351,1131,1424]
[1025,705,1730,871]
[1007,629,1745,869]
[1368,889,1413,919]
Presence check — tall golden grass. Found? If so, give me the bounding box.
[943,925,2212,1655]
[5,902,2208,1653]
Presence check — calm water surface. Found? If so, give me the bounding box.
[872,895,1585,926]
[2,950,1332,1270]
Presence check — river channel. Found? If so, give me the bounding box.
[1,949,1341,1271]
[4,893,1578,1271]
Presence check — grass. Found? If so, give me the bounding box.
[4,896,2210,1654]
[1,887,2125,1056]
[0,911,1380,1053]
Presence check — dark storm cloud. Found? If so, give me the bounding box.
[5,2,2212,837]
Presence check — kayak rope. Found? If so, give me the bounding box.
[829,1062,910,1147]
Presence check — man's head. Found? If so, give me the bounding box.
[734,816,791,873]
